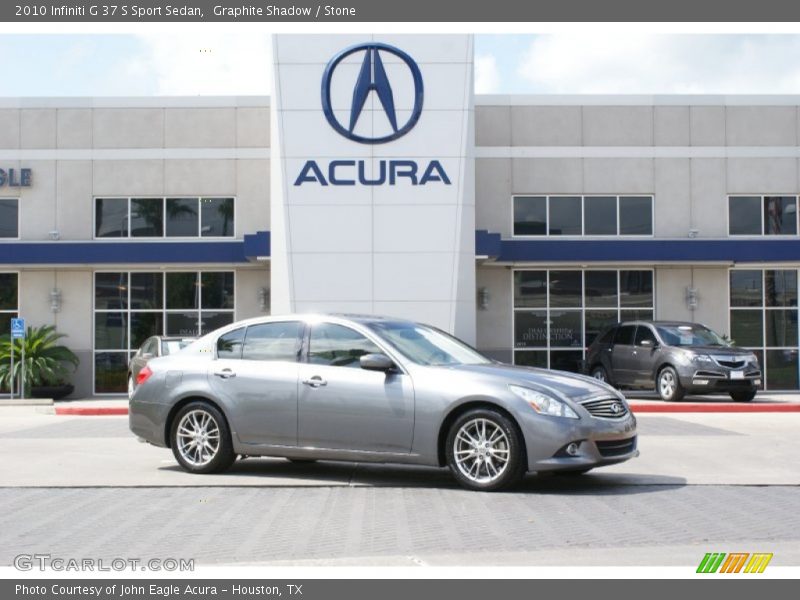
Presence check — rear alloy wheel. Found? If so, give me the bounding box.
[171,402,235,474]
[657,366,685,402]
[446,409,525,491]
[730,390,757,402]
[591,365,609,384]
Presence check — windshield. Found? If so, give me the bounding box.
[656,325,730,348]
[369,322,492,366]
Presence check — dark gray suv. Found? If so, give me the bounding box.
[586,321,762,402]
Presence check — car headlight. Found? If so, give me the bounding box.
[692,354,715,366]
[509,385,579,419]
[747,353,760,365]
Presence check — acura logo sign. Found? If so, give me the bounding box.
[321,42,424,144]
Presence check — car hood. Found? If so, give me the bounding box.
[673,346,753,356]
[444,363,622,403]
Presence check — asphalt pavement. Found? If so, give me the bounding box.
[0,407,798,566]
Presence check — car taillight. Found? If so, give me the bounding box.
[136,365,153,386]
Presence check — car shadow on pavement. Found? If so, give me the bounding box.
[158,458,686,494]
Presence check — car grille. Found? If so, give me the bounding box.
[596,437,637,457]
[711,355,747,369]
[579,397,629,419]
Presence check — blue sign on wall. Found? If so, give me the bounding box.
[10,318,25,339]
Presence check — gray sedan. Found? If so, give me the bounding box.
[129,315,638,491]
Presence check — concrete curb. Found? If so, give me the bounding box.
[51,403,800,416]
[54,407,129,416]
[0,398,54,406]
[629,402,800,413]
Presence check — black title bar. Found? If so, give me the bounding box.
[5,0,800,22]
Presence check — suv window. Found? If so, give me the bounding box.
[614,325,636,346]
[308,323,381,368]
[634,326,658,346]
[598,328,616,344]
[217,328,245,359]
[242,321,303,362]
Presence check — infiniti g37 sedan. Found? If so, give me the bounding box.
[586,321,762,402]
[129,315,638,491]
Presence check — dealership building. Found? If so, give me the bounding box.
[2,34,800,397]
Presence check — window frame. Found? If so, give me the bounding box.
[512,268,656,371]
[92,269,237,395]
[727,195,800,237]
[0,197,21,240]
[93,196,237,240]
[728,267,800,391]
[512,194,654,239]
[0,271,20,393]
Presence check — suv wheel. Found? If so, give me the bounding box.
[445,408,525,491]
[730,390,756,402]
[170,402,235,474]
[657,366,685,402]
[591,365,609,384]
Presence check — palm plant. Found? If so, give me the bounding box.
[0,325,79,397]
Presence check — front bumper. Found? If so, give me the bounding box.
[519,408,638,473]
[680,367,761,394]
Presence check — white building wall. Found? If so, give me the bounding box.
[272,34,476,342]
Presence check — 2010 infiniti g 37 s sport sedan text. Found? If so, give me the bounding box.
[129,315,638,491]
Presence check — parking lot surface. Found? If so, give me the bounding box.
[0,408,798,566]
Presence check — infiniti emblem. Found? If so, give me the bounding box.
[321,42,424,144]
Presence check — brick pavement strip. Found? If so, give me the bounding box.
[0,485,798,565]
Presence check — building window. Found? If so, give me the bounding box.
[95,197,235,239]
[729,196,798,236]
[0,272,18,394]
[93,270,235,394]
[513,269,654,372]
[0,272,19,340]
[730,269,799,390]
[513,195,653,237]
[0,199,19,238]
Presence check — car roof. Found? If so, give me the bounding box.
[617,320,701,327]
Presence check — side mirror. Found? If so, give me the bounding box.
[360,353,396,372]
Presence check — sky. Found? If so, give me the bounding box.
[2,34,800,96]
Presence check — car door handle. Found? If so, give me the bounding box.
[302,376,327,388]
[214,369,237,379]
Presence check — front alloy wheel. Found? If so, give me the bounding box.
[657,366,685,402]
[446,409,524,491]
[170,402,235,474]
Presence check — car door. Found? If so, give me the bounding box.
[298,321,414,454]
[610,325,637,385]
[632,325,660,387]
[207,321,303,447]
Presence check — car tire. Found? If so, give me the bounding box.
[445,408,525,492]
[170,401,235,474]
[657,366,685,402]
[729,390,757,402]
[590,365,610,384]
